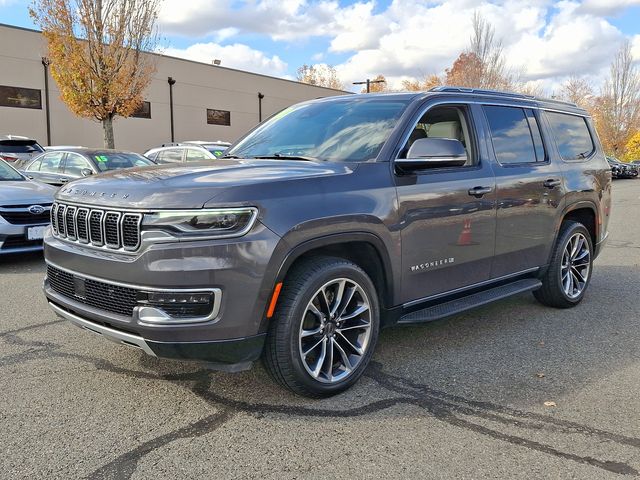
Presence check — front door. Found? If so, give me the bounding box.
[395,103,497,304]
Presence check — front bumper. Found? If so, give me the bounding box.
[0,223,47,254]
[48,300,266,366]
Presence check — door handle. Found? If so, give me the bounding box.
[58,177,69,183]
[543,178,561,189]
[468,186,493,198]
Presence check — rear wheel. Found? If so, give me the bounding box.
[534,221,593,308]
[263,256,380,398]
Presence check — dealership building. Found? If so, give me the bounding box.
[0,23,347,153]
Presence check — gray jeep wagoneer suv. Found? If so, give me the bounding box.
[43,87,611,397]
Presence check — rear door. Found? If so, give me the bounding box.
[480,105,564,277]
[394,102,497,303]
[25,151,66,186]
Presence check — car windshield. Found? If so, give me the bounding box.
[226,98,410,162]
[90,152,154,172]
[0,140,44,153]
[0,160,24,181]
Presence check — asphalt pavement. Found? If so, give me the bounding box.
[1,180,639,479]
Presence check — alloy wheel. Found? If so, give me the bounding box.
[561,232,591,299]
[298,278,372,384]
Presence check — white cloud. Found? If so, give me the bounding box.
[578,0,640,15]
[157,0,640,92]
[162,43,287,77]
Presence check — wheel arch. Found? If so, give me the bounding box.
[262,232,396,330]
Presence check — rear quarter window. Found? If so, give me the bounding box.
[545,112,595,161]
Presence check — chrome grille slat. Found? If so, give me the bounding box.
[51,204,58,234]
[51,202,141,253]
[76,208,89,243]
[56,204,66,237]
[65,206,77,240]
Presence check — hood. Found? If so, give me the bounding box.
[0,180,56,206]
[55,159,356,209]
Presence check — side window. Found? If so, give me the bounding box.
[39,152,65,173]
[484,106,545,165]
[156,148,183,164]
[26,158,42,171]
[185,148,209,162]
[64,154,92,176]
[401,105,476,166]
[545,111,595,160]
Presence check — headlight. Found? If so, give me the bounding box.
[142,207,258,239]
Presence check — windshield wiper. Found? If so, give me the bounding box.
[251,153,320,162]
[220,154,241,159]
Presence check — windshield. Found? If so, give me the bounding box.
[91,152,154,172]
[0,160,24,181]
[226,98,410,162]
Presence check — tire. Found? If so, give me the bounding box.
[263,256,380,398]
[534,220,594,308]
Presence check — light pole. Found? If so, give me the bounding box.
[353,78,385,93]
[167,77,176,142]
[41,57,52,146]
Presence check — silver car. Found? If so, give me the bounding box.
[0,160,56,254]
[143,144,219,164]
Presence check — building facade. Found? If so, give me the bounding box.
[0,24,347,153]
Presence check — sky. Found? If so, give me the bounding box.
[1,0,640,92]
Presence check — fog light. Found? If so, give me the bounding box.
[135,291,218,324]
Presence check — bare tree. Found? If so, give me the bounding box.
[296,64,344,90]
[468,12,513,90]
[593,40,640,156]
[558,76,595,110]
[30,0,160,148]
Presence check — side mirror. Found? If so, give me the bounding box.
[80,168,93,177]
[397,138,467,172]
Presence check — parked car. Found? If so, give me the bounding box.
[43,87,611,397]
[0,160,55,254]
[23,148,155,186]
[143,144,218,164]
[182,140,231,157]
[0,135,45,167]
[44,145,84,151]
[607,156,638,179]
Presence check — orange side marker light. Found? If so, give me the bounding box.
[266,282,283,318]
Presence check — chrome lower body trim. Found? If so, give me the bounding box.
[49,301,157,356]
[403,267,540,308]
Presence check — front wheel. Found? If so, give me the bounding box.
[263,256,380,398]
[534,221,593,308]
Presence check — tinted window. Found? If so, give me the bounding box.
[227,98,410,162]
[39,152,65,173]
[0,160,24,180]
[545,112,595,160]
[0,140,44,153]
[186,149,211,162]
[64,154,92,176]
[484,106,539,164]
[91,152,154,172]
[156,149,183,164]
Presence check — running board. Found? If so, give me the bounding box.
[398,278,542,325]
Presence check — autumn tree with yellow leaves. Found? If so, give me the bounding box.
[30,0,160,148]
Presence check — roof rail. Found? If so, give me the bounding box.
[429,86,579,108]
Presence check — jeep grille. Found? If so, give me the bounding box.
[51,202,142,252]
